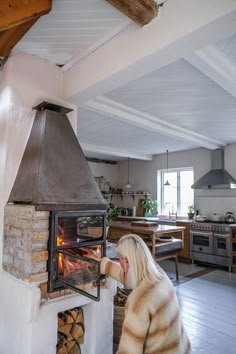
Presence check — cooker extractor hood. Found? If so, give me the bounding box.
[191,149,236,189]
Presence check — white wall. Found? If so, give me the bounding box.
[89,161,119,188]
[104,147,236,218]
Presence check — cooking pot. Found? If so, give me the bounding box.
[195,215,207,222]
[210,213,222,222]
[225,212,235,223]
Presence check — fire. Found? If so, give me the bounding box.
[58,235,64,272]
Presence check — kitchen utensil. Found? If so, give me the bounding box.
[225,212,235,223]
[195,215,207,222]
[210,213,222,222]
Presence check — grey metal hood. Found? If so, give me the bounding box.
[191,149,236,189]
[8,102,106,211]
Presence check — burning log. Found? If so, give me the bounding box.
[57,307,84,354]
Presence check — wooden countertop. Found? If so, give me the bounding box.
[110,221,185,235]
[118,216,192,224]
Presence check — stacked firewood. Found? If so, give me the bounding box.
[114,287,130,306]
[113,287,131,347]
[57,307,84,354]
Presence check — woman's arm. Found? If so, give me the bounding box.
[101,257,126,285]
[85,250,126,285]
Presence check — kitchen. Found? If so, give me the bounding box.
[1,1,236,354]
[89,146,236,270]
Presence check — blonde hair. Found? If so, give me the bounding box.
[116,234,163,288]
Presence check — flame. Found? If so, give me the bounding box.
[58,235,64,272]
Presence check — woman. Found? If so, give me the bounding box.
[100,234,191,354]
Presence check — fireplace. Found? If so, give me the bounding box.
[6,101,109,300]
[49,210,107,301]
[0,101,115,354]
[3,203,116,354]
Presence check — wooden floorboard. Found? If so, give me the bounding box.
[175,268,236,354]
[113,263,236,353]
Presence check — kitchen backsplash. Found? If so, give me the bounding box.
[195,195,236,217]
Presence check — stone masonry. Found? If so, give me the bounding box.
[3,204,49,284]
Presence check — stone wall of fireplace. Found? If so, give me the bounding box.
[3,204,49,284]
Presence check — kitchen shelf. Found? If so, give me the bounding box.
[103,193,151,202]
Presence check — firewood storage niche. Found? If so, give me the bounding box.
[49,210,106,301]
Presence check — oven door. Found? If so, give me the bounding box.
[213,233,230,257]
[190,230,213,254]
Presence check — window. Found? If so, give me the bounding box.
[159,168,194,216]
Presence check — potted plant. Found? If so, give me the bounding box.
[141,197,158,217]
[187,205,194,219]
[106,203,121,226]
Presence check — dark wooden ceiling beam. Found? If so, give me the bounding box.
[0,17,39,58]
[0,0,52,31]
[106,0,158,26]
[0,0,52,60]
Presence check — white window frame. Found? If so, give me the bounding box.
[159,167,194,216]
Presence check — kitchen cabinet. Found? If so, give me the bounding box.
[176,221,191,263]
[230,226,236,273]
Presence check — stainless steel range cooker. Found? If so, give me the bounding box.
[190,221,231,270]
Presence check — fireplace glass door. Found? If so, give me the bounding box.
[58,249,101,301]
[49,211,106,301]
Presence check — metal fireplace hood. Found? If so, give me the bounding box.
[8,102,106,211]
[191,149,236,189]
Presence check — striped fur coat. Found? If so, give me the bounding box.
[101,257,191,354]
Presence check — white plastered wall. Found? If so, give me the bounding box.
[0,51,114,354]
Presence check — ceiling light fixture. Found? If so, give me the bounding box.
[125,157,132,188]
[164,150,170,186]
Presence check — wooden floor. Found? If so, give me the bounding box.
[163,262,236,354]
[113,262,236,354]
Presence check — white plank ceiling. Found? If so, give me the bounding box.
[104,58,236,143]
[13,0,236,161]
[217,33,236,64]
[15,0,131,67]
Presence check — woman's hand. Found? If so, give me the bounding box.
[84,249,101,261]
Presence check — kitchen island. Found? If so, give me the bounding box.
[107,221,185,279]
[107,221,185,254]
[107,221,185,280]
[117,216,191,263]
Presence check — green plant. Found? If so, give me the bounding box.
[141,197,158,214]
[188,205,194,213]
[106,203,121,226]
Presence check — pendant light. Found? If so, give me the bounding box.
[125,157,132,188]
[164,150,170,186]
